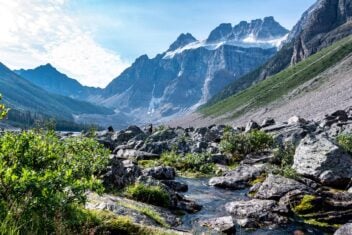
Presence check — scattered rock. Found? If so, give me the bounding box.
[245,120,260,132]
[199,216,235,234]
[288,116,307,125]
[293,135,352,188]
[143,166,176,180]
[255,174,311,200]
[261,118,276,128]
[225,199,287,228]
[209,164,265,189]
[103,157,141,189]
[161,180,188,192]
[115,149,159,161]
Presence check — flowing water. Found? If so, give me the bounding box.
[176,177,327,235]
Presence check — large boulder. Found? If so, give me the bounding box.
[225,199,287,228]
[198,216,235,234]
[115,125,146,145]
[115,149,159,161]
[147,129,177,142]
[143,166,176,180]
[334,223,352,235]
[139,141,170,155]
[209,164,265,189]
[103,157,141,189]
[293,135,352,188]
[255,174,311,200]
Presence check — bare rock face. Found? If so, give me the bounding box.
[290,0,352,64]
[293,135,352,188]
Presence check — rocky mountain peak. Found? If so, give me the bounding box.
[167,33,197,51]
[206,17,288,43]
[206,23,233,43]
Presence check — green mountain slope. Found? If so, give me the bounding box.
[0,62,113,122]
[199,36,352,119]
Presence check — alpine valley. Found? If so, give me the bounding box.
[3,0,352,234]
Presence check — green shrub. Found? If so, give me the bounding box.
[337,134,352,154]
[160,151,216,176]
[0,94,8,119]
[273,143,298,179]
[125,183,170,208]
[220,130,274,161]
[0,130,110,233]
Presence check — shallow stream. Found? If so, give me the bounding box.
[176,177,327,235]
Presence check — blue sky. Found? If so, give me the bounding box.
[70,0,315,60]
[0,0,315,87]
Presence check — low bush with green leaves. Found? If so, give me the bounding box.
[273,143,298,179]
[139,151,217,177]
[0,94,8,119]
[160,151,216,177]
[124,183,170,208]
[220,130,274,161]
[0,130,110,234]
[337,133,352,154]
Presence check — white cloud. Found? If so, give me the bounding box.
[0,0,129,88]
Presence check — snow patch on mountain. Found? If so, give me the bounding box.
[163,34,288,59]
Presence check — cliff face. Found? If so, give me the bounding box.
[290,0,352,63]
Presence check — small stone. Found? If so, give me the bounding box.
[288,116,306,125]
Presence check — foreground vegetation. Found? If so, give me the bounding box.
[0,128,111,234]
[200,36,352,118]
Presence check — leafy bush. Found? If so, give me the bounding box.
[273,143,298,179]
[337,133,352,154]
[160,151,216,176]
[0,94,8,119]
[125,183,170,207]
[220,130,274,161]
[0,130,110,233]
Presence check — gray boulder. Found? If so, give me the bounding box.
[161,180,188,192]
[103,157,141,189]
[143,166,176,180]
[199,216,235,234]
[255,174,310,200]
[293,135,352,188]
[115,149,159,161]
[209,164,265,189]
[225,199,287,228]
[334,223,352,235]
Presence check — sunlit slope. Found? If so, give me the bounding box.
[199,36,352,119]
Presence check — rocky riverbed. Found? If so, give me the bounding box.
[60,107,352,234]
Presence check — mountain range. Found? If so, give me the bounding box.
[0,62,113,129]
[14,16,288,127]
[1,0,352,129]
